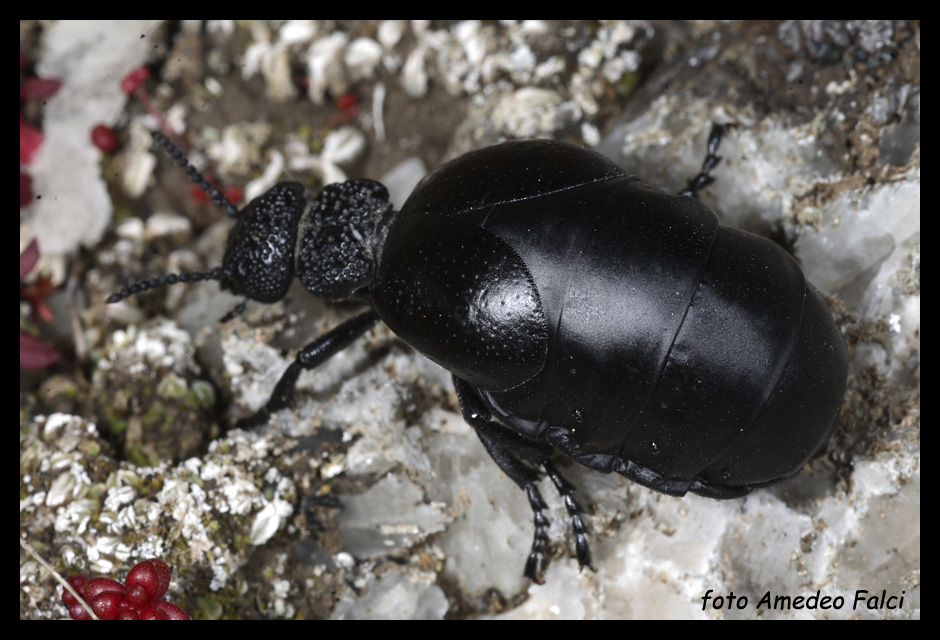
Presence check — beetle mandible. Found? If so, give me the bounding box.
[108,127,848,582]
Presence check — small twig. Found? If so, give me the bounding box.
[373,82,386,143]
[66,275,87,361]
[20,536,98,620]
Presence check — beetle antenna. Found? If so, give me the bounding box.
[106,267,225,303]
[106,133,257,321]
[106,267,251,323]
[151,131,240,218]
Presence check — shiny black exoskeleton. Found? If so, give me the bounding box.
[108,127,848,582]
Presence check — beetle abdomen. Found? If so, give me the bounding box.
[477,181,846,494]
[616,226,848,490]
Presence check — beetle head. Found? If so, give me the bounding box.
[106,134,391,321]
[219,181,306,303]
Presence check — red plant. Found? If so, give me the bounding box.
[91,124,119,153]
[120,65,188,151]
[20,238,61,370]
[20,116,45,164]
[62,558,190,620]
[21,77,62,101]
[20,171,34,207]
[20,59,61,227]
[334,92,359,122]
[19,66,61,165]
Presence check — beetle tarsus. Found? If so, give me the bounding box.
[545,461,595,573]
[679,123,734,198]
[234,407,270,431]
[220,300,248,323]
[524,484,551,583]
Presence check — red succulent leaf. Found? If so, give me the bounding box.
[20,238,39,281]
[20,171,34,207]
[125,558,171,606]
[121,66,150,94]
[20,118,44,164]
[116,599,143,620]
[140,601,191,620]
[225,185,244,206]
[62,574,89,607]
[89,591,125,620]
[21,238,59,324]
[69,602,94,620]
[124,584,150,608]
[20,330,61,370]
[191,183,211,204]
[21,276,57,322]
[21,77,62,101]
[82,576,125,601]
[124,558,172,604]
[137,604,169,620]
[334,92,359,121]
[91,124,119,153]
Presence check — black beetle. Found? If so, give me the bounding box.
[108,127,848,582]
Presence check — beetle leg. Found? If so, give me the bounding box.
[454,382,550,582]
[679,123,733,198]
[234,309,380,429]
[453,376,594,581]
[219,299,248,323]
[543,460,595,574]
